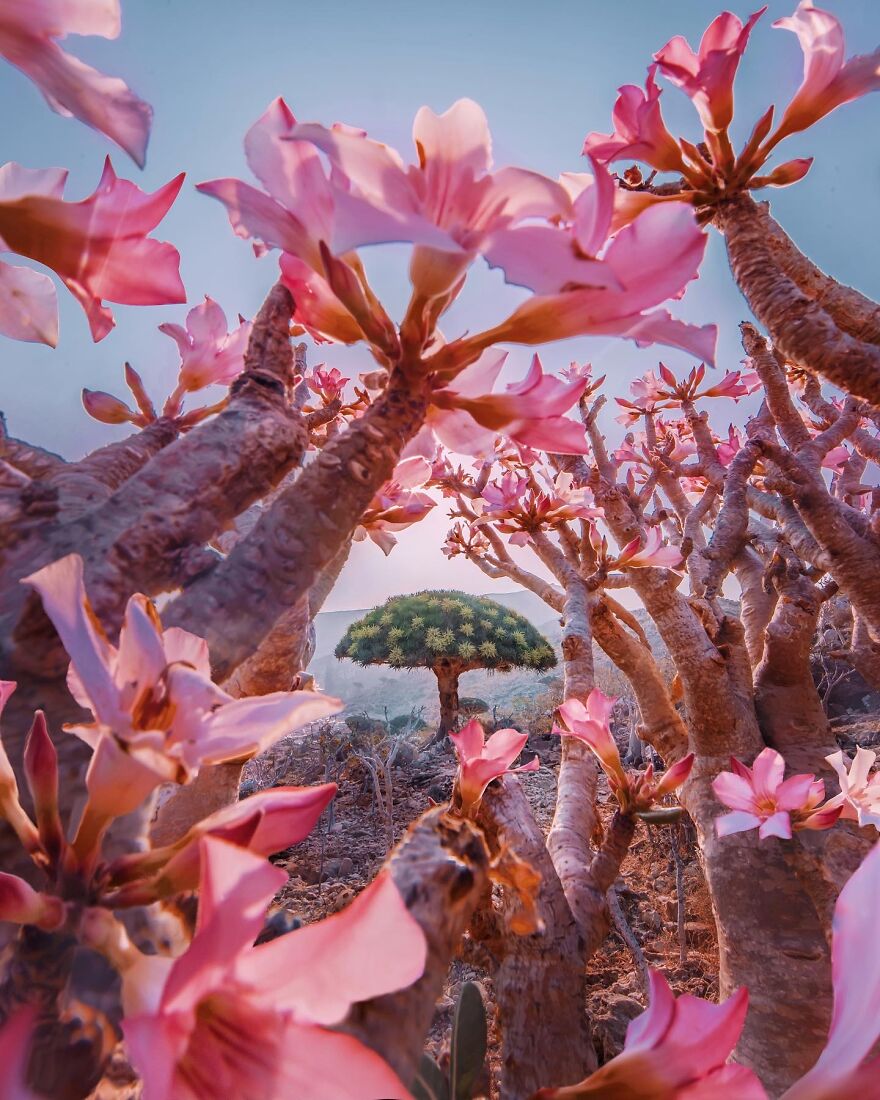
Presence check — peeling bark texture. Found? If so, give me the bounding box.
[702,437,764,598]
[163,367,432,681]
[478,778,596,1098]
[733,547,778,669]
[681,770,832,1096]
[755,198,880,345]
[715,194,880,406]
[149,762,245,847]
[341,808,490,1089]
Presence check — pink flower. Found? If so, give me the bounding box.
[825,749,880,831]
[121,837,426,1100]
[584,66,686,172]
[654,8,766,133]
[535,970,762,1099]
[770,2,880,146]
[0,159,185,343]
[108,784,338,900]
[783,840,880,1098]
[554,691,693,812]
[159,298,252,409]
[450,718,538,815]
[307,366,350,404]
[354,456,436,555]
[23,554,341,805]
[481,471,529,517]
[0,1,151,165]
[286,98,572,298]
[717,423,744,466]
[616,527,684,570]
[429,351,590,456]
[713,748,841,839]
[482,202,717,363]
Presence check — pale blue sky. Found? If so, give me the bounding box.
[1,1,877,610]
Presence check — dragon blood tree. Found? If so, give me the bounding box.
[335,591,556,739]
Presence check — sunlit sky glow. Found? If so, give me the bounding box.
[2,0,878,610]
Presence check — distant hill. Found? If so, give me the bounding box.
[311,589,738,726]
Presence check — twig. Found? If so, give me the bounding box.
[607,885,651,999]
[671,825,688,966]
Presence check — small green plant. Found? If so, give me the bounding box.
[412,982,488,1100]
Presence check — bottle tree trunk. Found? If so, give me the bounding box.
[434,659,462,741]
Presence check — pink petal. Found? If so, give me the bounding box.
[483,727,530,769]
[194,690,343,767]
[776,772,819,812]
[450,717,487,763]
[787,841,880,1095]
[85,734,168,817]
[483,224,619,295]
[0,6,151,165]
[0,1006,38,1100]
[758,810,792,840]
[22,554,120,728]
[240,870,426,1025]
[715,810,763,837]
[0,260,58,345]
[750,747,785,799]
[277,1023,412,1100]
[712,771,758,813]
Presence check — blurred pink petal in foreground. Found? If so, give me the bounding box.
[122,838,426,1100]
[0,1005,38,1100]
[0,0,152,165]
[533,970,762,1098]
[0,159,185,344]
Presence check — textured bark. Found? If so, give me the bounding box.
[0,416,66,479]
[164,366,432,681]
[848,612,880,690]
[755,198,880,345]
[149,761,245,847]
[223,594,312,698]
[715,194,880,405]
[591,598,688,764]
[478,779,595,1098]
[434,660,461,737]
[733,546,777,669]
[341,809,490,1089]
[681,772,832,1096]
[753,574,836,773]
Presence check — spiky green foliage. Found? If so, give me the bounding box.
[335,591,557,673]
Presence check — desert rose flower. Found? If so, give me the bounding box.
[769,2,880,146]
[158,297,252,413]
[0,159,184,344]
[451,718,539,815]
[428,351,590,456]
[555,690,693,813]
[24,554,342,811]
[353,456,437,555]
[533,970,762,1098]
[119,838,426,1100]
[0,1005,38,1100]
[824,748,880,831]
[584,65,686,172]
[653,8,766,133]
[713,748,841,839]
[616,528,684,571]
[0,1,152,164]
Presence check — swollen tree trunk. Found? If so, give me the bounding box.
[433,659,461,739]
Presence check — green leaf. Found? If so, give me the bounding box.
[635,805,685,824]
[450,981,488,1100]
[411,1054,449,1100]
